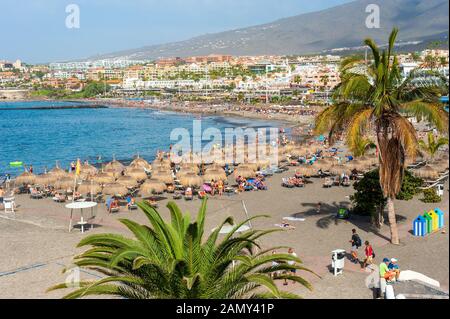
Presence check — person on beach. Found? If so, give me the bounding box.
[388,258,401,280]
[349,229,362,264]
[316,202,322,213]
[362,241,374,269]
[283,248,298,286]
[271,250,280,279]
[217,179,224,196]
[0,187,4,206]
[29,165,33,173]
[210,180,216,196]
[5,174,11,190]
[70,162,75,172]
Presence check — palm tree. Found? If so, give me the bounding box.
[352,136,376,157]
[48,199,313,299]
[315,28,448,244]
[418,132,449,160]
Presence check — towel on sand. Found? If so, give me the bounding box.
[283,217,305,222]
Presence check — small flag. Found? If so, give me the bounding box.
[75,159,81,176]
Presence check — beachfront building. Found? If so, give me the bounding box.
[45,71,86,81]
[0,71,19,84]
[49,59,146,71]
[0,60,14,71]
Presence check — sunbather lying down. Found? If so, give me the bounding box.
[274,222,296,230]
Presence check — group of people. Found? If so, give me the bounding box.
[236,175,267,192]
[208,179,225,196]
[270,248,298,286]
[349,229,402,298]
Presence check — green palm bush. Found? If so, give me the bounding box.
[418,132,448,160]
[49,199,314,299]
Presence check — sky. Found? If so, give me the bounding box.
[0,0,353,63]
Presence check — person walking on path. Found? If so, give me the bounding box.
[362,241,374,270]
[349,229,362,264]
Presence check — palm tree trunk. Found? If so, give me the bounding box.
[386,197,399,245]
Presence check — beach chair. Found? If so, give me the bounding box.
[109,205,120,214]
[53,194,66,203]
[281,178,294,188]
[126,197,138,211]
[30,188,44,199]
[342,179,351,187]
[173,192,182,200]
[323,178,333,188]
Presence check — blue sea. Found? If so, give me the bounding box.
[0,101,287,175]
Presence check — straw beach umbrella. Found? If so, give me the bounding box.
[34,173,56,186]
[15,171,36,185]
[77,181,102,195]
[414,165,439,179]
[428,160,448,173]
[55,177,74,190]
[130,156,152,170]
[179,163,199,173]
[152,170,174,184]
[316,158,335,171]
[233,167,256,179]
[102,182,128,196]
[81,162,98,175]
[295,165,317,177]
[329,164,351,176]
[126,168,148,182]
[140,179,167,195]
[349,159,370,172]
[104,160,125,174]
[117,175,138,188]
[179,172,203,187]
[126,167,148,182]
[92,172,115,185]
[203,169,227,182]
[49,167,68,179]
[104,168,121,179]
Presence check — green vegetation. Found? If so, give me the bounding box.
[420,188,442,203]
[48,199,313,299]
[351,170,386,220]
[396,171,424,201]
[30,81,111,99]
[418,132,448,160]
[315,28,448,244]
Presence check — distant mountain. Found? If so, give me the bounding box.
[91,0,449,60]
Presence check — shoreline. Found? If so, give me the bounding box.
[0,97,316,128]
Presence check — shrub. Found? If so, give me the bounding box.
[396,170,424,200]
[420,188,442,203]
[350,170,386,217]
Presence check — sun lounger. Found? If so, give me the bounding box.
[173,193,182,200]
[53,195,66,203]
[323,178,333,188]
[31,192,43,199]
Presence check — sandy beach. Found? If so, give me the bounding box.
[1,167,448,299]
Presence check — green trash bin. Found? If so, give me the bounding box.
[423,212,433,234]
[337,208,349,219]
